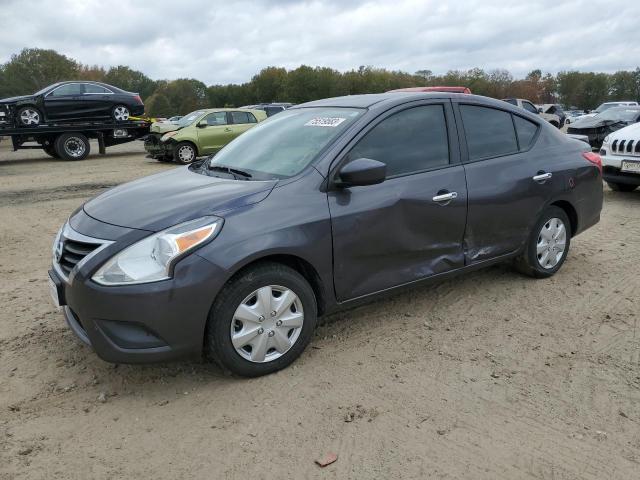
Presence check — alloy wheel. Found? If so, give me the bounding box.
[113,106,130,121]
[230,285,304,363]
[536,217,567,269]
[20,108,40,125]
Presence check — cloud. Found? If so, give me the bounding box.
[1,0,638,84]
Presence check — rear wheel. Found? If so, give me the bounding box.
[112,105,130,122]
[205,262,317,377]
[173,142,197,164]
[515,206,571,278]
[606,181,637,192]
[54,133,90,161]
[17,106,42,127]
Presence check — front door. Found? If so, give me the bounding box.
[196,111,235,154]
[328,102,468,301]
[44,83,83,121]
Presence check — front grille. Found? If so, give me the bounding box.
[58,238,101,276]
[610,138,640,156]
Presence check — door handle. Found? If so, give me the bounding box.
[532,172,552,182]
[432,191,458,203]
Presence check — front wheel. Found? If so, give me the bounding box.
[205,262,318,377]
[515,206,571,278]
[17,106,42,126]
[173,142,197,164]
[607,181,637,192]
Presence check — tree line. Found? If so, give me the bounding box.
[1,48,639,116]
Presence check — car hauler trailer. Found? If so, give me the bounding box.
[0,120,151,160]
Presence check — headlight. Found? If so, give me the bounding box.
[603,135,610,144]
[161,131,178,142]
[92,217,223,286]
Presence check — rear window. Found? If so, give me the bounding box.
[460,105,518,161]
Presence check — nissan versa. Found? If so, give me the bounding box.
[49,92,603,377]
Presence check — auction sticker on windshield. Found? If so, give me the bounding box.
[621,160,640,174]
[304,117,346,127]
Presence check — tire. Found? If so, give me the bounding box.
[205,262,318,377]
[16,106,42,127]
[173,142,197,164]
[515,206,571,278]
[606,182,637,192]
[43,145,59,159]
[112,105,130,122]
[54,133,90,161]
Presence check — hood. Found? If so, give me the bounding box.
[606,122,640,141]
[569,116,626,129]
[84,167,277,231]
[150,122,181,134]
[0,94,33,104]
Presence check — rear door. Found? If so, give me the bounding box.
[80,83,113,118]
[44,83,83,121]
[229,111,258,137]
[455,101,557,263]
[196,111,235,154]
[328,101,468,301]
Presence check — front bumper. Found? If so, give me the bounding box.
[50,214,226,364]
[600,152,640,186]
[144,134,173,157]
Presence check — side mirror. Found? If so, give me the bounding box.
[336,158,386,187]
[197,120,208,128]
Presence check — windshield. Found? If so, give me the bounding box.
[34,83,61,96]
[597,108,640,122]
[177,110,206,127]
[207,107,363,178]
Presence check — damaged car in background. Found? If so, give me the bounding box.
[502,98,561,128]
[567,106,640,149]
[598,122,640,192]
[144,108,267,164]
[0,81,145,127]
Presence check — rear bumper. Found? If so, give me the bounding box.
[131,105,145,116]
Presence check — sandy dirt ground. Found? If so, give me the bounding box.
[1,140,639,479]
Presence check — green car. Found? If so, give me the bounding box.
[144,108,267,164]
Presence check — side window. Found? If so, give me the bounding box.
[513,116,539,150]
[84,84,111,94]
[49,84,82,96]
[348,105,449,177]
[230,111,254,124]
[204,112,227,126]
[522,101,538,114]
[265,106,284,117]
[460,105,518,161]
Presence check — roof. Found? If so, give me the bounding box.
[294,92,517,111]
[388,86,472,94]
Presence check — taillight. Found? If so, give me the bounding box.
[133,95,143,104]
[582,151,602,174]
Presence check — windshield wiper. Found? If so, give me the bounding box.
[207,164,252,180]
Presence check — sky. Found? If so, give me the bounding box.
[1,0,639,85]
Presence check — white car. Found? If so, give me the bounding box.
[572,101,639,124]
[503,98,561,128]
[599,122,640,192]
